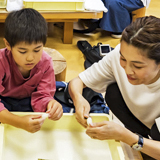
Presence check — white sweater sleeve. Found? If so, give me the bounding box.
[155,117,160,133]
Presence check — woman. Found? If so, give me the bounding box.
[68,16,160,159]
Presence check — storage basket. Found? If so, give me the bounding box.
[0,113,125,160]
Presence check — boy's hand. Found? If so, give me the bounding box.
[21,115,45,133]
[46,99,63,120]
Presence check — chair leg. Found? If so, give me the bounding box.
[63,22,73,44]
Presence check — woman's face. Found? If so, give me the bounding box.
[120,41,160,85]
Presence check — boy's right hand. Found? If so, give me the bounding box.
[20,115,45,133]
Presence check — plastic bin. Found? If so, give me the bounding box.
[23,0,85,11]
[0,113,125,160]
[0,0,6,8]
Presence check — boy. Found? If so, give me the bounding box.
[0,8,63,133]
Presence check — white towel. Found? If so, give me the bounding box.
[84,0,108,12]
[155,117,160,133]
[6,0,23,12]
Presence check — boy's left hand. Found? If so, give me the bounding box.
[46,99,63,120]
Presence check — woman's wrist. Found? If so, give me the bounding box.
[119,127,139,146]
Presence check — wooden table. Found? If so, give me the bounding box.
[0,9,103,44]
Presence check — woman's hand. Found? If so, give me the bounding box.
[68,77,90,128]
[74,94,91,128]
[86,120,160,159]
[86,121,124,141]
[46,99,63,120]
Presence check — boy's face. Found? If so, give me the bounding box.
[5,40,43,75]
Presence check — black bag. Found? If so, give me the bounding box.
[77,40,103,69]
[77,40,114,69]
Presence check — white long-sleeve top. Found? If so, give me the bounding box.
[79,44,160,132]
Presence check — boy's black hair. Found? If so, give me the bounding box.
[4,8,48,47]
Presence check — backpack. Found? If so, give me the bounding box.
[77,40,103,69]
